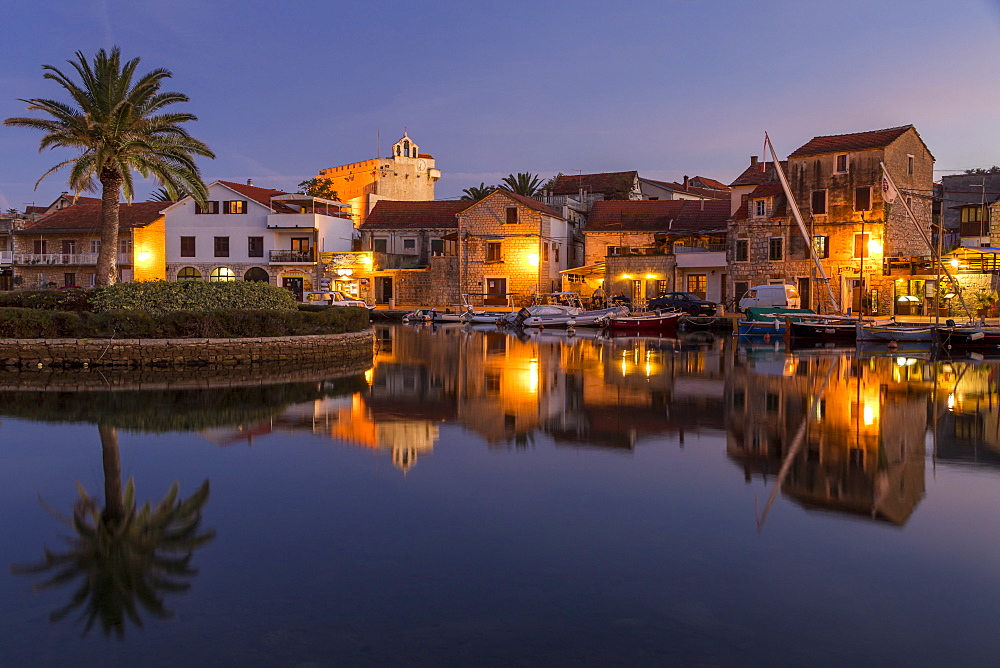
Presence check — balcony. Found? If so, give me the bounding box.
[674,243,726,253]
[960,222,990,238]
[269,249,315,264]
[13,252,132,266]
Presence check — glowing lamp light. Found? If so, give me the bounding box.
[867,239,883,256]
[622,274,632,280]
[337,267,354,277]
[136,251,151,263]
[645,274,656,280]
[527,253,539,267]
[951,259,961,268]
[863,403,876,426]
[360,254,373,266]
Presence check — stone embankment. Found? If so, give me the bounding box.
[0,330,374,369]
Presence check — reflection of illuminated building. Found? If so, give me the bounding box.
[727,353,927,526]
[935,360,1000,467]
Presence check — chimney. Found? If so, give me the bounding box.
[683,176,689,190]
[247,178,254,186]
[750,156,758,167]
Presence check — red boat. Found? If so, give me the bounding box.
[605,311,682,333]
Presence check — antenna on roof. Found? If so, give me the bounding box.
[377,128,380,160]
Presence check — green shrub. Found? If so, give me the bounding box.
[0,305,370,339]
[0,289,93,312]
[89,280,297,315]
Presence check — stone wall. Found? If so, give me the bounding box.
[376,256,460,307]
[0,330,374,369]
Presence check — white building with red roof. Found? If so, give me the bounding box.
[162,180,356,301]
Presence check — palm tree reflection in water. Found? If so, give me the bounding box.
[13,425,214,637]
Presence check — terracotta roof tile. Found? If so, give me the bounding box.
[642,178,730,200]
[24,206,48,215]
[689,176,729,191]
[19,202,167,233]
[550,171,638,197]
[732,185,788,221]
[788,125,914,158]
[585,200,730,233]
[215,180,292,211]
[730,161,785,187]
[497,190,563,218]
[360,200,468,230]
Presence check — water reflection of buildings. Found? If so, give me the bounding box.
[726,352,929,526]
[934,360,1000,467]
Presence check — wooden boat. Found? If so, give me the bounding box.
[737,308,817,338]
[857,322,934,342]
[937,326,1000,351]
[785,316,862,343]
[605,311,682,333]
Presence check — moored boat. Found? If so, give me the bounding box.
[937,326,1000,351]
[605,311,682,333]
[857,323,934,342]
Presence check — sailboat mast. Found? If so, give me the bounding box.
[765,133,840,313]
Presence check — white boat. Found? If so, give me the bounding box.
[402,308,437,323]
[508,304,627,327]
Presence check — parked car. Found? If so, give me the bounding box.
[647,292,719,315]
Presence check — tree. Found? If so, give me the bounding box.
[297,177,339,200]
[500,172,544,197]
[4,47,214,286]
[146,186,188,202]
[964,166,1000,175]
[12,425,214,637]
[460,182,496,201]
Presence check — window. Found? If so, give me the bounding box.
[223,200,247,214]
[755,199,766,217]
[769,237,783,261]
[33,240,46,254]
[195,201,220,214]
[61,240,75,254]
[505,207,518,224]
[430,239,444,255]
[811,190,827,215]
[486,241,502,262]
[835,154,849,173]
[402,238,416,250]
[812,235,830,259]
[248,236,263,258]
[64,273,76,288]
[854,233,870,258]
[373,238,387,252]
[907,155,915,175]
[962,206,986,223]
[656,279,669,295]
[765,393,780,413]
[735,239,749,262]
[244,267,269,282]
[291,237,310,252]
[180,236,196,257]
[119,238,132,254]
[90,240,100,253]
[554,245,560,263]
[734,281,750,303]
[485,371,501,396]
[687,274,707,298]
[210,267,236,282]
[214,236,230,258]
[855,186,872,211]
[906,196,913,211]
[177,266,201,281]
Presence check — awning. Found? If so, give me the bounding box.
[559,262,605,275]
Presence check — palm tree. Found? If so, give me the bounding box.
[13,426,214,637]
[460,182,496,201]
[500,172,544,197]
[147,186,188,202]
[4,47,214,286]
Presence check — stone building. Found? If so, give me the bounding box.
[638,176,730,201]
[457,190,569,305]
[358,200,468,306]
[11,202,167,288]
[726,125,936,315]
[162,180,355,301]
[315,132,441,227]
[573,199,729,306]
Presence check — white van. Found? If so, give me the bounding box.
[739,284,801,310]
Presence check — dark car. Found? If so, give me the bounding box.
[647,292,719,316]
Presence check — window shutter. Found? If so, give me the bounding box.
[222,201,230,214]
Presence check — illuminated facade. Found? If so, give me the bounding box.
[316,132,441,227]
[727,125,935,315]
[10,201,167,288]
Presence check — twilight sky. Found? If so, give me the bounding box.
[2,0,1000,210]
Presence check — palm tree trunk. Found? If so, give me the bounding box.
[95,170,122,287]
[98,424,125,528]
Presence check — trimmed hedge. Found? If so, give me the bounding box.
[89,280,298,315]
[0,306,369,339]
[0,289,92,312]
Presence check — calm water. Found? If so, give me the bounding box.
[2,324,1000,666]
